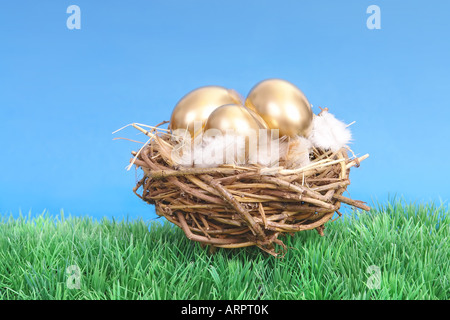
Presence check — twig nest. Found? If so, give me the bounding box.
[120,80,367,257]
[129,120,369,257]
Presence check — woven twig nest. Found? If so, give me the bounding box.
[129,122,369,257]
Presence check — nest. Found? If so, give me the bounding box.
[127,121,369,257]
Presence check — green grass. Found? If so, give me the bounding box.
[0,201,449,300]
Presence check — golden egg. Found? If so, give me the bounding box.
[169,86,243,137]
[245,79,313,138]
[203,104,269,164]
[203,104,268,136]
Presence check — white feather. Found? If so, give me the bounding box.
[170,110,352,168]
[171,133,286,168]
[193,134,246,167]
[308,111,352,152]
[284,136,312,169]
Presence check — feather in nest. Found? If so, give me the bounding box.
[308,110,352,152]
[171,133,287,168]
[170,110,352,169]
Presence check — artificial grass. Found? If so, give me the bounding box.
[0,201,448,300]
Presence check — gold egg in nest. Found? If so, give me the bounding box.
[203,104,268,136]
[245,78,313,138]
[169,86,243,137]
[203,104,269,163]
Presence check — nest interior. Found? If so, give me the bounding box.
[130,123,369,257]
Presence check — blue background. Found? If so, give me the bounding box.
[1,0,449,221]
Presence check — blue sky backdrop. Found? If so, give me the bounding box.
[1,0,449,221]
